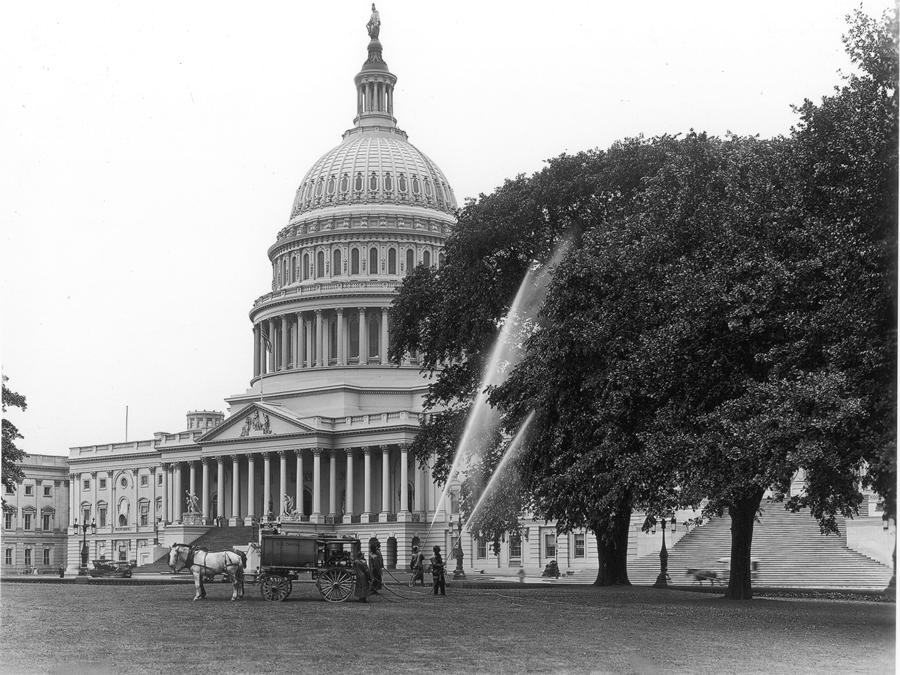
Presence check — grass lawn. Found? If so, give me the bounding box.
[0,580,894,675]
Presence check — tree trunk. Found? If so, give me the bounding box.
[725,488,764,600]
[592,502,632,586]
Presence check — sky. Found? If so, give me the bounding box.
[1,0,892,457]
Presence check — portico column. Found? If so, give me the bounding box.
[415,456,426,513]
[160,465,169,524]
[336,308,345,366]
[380,307,389,365]
[173,463,182,522]
[381,445,390,515]
[231,455,240,524]
[201,458,210,523]
[295,450,303,516]
[329,450,337,518]
[315,309,324,367]
[188,461,196,500]
[312,449,323,522]
[400,444,409,513]
[278,451,287,516]
[246,454,256,523]
[216,457,225,520]
[280,315,289,371]
[363,447,372,520]
[358,307,366,364]
[69,474,77,526]
[344,449,355,524]
[262,452,271,518]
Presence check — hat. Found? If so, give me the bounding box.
[433,545,441,552]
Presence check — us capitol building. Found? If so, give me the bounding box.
[4,7,592,577]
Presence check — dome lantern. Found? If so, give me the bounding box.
[350,4,402,137]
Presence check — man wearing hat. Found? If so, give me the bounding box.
[430,545,446,596]
[410,545,425,587]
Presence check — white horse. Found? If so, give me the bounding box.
[168,543,246,601]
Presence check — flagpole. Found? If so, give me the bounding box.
[125,405,128,441]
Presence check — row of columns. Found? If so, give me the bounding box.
[358,79,394,115]
[157,445,422,524]
[253,307,391,377]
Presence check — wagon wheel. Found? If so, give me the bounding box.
[317,567,355,603]
[260,574,292,602]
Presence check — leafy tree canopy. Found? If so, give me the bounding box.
[2,375,28,510]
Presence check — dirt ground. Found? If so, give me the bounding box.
[1,580,894,675]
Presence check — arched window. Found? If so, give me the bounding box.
[423,250,431,267]
[368,317,380,359]
[303,253,310,281]
[438,252,445,267]
[412,176,420,194]
[340,174,349,193]
[354,173,363,192]
[384,173,393,192]
[315,179,324,197]
[424,178,433,197]
[388,248,397,275]
[369,247,379,275]
[399,174,407,193]
[349,317,360,360]
[316,251,325,279]
[332,249,342,277]
[351,248,360,275]
[405,249,414,274]
[327,175,336,195]
[291,257,298,283]
[369,173,378,192]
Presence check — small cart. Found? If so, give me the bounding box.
[716,557,760,585]
[257,532,371,603]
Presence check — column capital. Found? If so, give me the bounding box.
[261,451,270,461]
[315,308,323,316]
[336,307,344,316]
[362,446,371,456]
[312,447,323,457]
[91,471,98,478]
[247,452,256,463]
[277,450,286,458]
[131,468,138,476]
[187,460,195,467]
[201,457,209,466]
[217,455,225,465]
[345,447,355,458]
[230,454,239,463]
[379,445,389,453]
[149,465,158,473]
[294,448,303,457]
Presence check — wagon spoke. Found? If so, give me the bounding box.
[318,568,355,602]
[260,575,292,602]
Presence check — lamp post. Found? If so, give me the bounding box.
[452,514,466,580]
[651,514,677,589]
[74,517,96,576]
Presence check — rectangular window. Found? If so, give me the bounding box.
[574,533,586,558]
[83,508,91,525]
[476,538,487,559]
[544,533,556,559]
[140,475,148,487]
[43,548,51,566]
[3,513,12,530]
[23,513,32,531]
[83,479,90,491]
[140,504,149,526]
[4,484,12,495]
[43,485,52,497]
[24,485,33,496]
[509,534,522,560]
[99,478,107,490]
[24,549,32,567]
[158,474,163,486]
[42,514,51,531]
[99,507,107,528]
[4,549,11,566]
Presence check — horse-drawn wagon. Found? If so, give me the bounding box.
[257,531,371,603]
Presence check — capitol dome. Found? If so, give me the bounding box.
[289,135,458,221]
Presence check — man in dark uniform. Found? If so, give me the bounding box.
[431,545,446,596]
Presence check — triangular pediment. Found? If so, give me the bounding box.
[198,403,316,443]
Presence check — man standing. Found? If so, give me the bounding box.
[431,545,446,596]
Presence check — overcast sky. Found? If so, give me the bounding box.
[2,1,891,457]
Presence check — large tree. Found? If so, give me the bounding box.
[390,139,675,584]
[2,375,28,511]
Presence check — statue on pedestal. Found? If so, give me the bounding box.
[366,4,381,39]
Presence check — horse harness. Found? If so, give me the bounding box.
[173,544,244,576]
